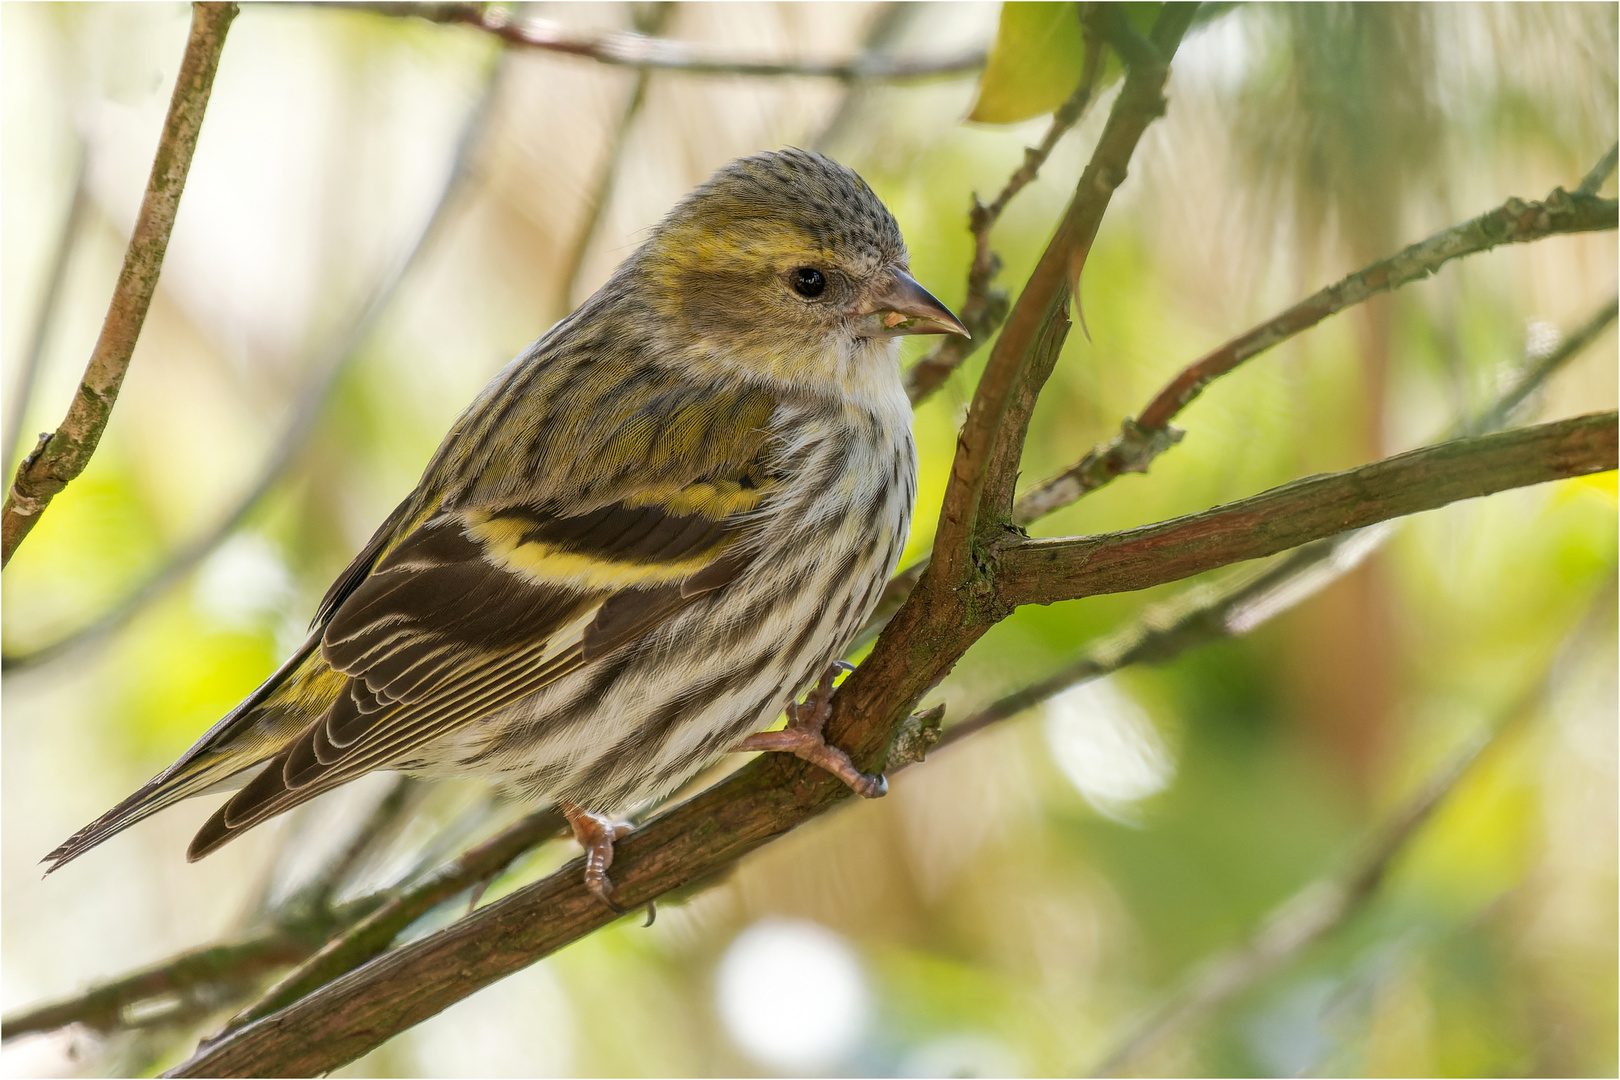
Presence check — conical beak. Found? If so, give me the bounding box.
[848,269,970,339]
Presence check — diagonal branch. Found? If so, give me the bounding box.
[331,2,986,81]
[931,4,1198,591]
[217,809,565,1037]
[862,293,1616,647]
[995,412,1617,612]
[164,412,1614,1078]
[1,2,237,569]
[0,887,389,1045]
[1,58,508,674]
[903,10,1107,406]
[1466,297,1617,434]
[921,530,1390,763]
[0,936,313,1043]
[917,293,1617,758]
[1017,181,1618,519]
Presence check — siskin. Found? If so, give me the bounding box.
[47,148,967,905]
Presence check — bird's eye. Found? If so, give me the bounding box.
[790,267,827,298]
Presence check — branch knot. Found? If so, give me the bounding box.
[886,704,945,769]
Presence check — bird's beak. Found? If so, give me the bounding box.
[847,269,970,339]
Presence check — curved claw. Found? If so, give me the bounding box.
[850,771,888,799]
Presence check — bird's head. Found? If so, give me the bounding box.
[632,149,967,392]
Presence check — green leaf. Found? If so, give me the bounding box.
[968,2,1086,125]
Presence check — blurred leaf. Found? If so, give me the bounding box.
[968,2,1086,124]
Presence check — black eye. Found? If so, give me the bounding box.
[790,267,826,298]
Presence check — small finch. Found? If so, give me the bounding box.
[46,148,967,904]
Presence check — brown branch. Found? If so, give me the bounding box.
[0,871,404,1047]
[25,297,1603,1052]
[0,2,237,569]
[924,533,1385,764]
[1,936,311,1043]
[218,809,565,1038]
[903,11,1106,405]
[1089,583,1615,1077]
[1016,183,1619,519]
[913,292,1617,761]
[995,413,1617,612]
[1,58,507,674]
[931,4,1198,592]
[331,2,986,81]
[163,410,1611,1077]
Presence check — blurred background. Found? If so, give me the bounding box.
[2,3,1615,1076]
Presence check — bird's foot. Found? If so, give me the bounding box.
[560,801,631,911]
[733,661,887,799]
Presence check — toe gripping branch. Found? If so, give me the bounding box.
[734,661,888,799]
[560,802,632,912]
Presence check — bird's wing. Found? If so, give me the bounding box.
[41,495,439,873]
[186,388,783,859]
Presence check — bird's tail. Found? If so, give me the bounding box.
[42,632,326,873]
[42,754,265,872]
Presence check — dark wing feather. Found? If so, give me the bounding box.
[188,496,761,860]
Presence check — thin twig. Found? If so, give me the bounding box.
[931,4,1198,592]
[1576,141,1618,196]
[1468,297,1617,433]
[294,777,424,916]
[1088,583,1615,1077]
[163,412,1614,1078]
[553,3,672,316]
[217,809,566,1037]
[332,2,987,81]
[0,881,392,1045]
[903,10,1107,405]
[0,936,311,1042]
[909,295,1616,760]
[1,59,508,674]
[0,805,541,1049]
[3,148,89,481]
[920,533,1388,765]
[1015,178,1619,520]
[1,2,237,568]
[871,290,1615,645]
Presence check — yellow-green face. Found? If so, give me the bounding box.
[638,149,966,373]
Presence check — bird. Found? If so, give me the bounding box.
[45,147,967,906]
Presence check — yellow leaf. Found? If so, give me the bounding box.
[968,2,1086,125]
